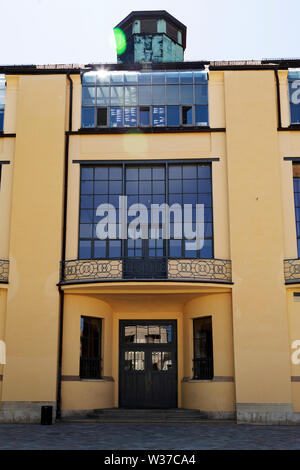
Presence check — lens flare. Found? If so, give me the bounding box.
[113,28,127,55]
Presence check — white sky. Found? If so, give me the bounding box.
[1,0,300,65]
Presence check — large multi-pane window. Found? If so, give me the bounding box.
[80,316,102,379]
[288,70,300,124]
[0,75,5,132]
[293,164,300,255]
[81,70,208,129]
[193,317,214,380]
[79,162,213,260]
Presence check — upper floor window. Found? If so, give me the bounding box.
[288,70,300,124]
[81,70,208,129]
[78,162,213,261]
[0,75,5,132]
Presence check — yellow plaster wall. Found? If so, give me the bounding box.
[2,75,67,402]
[224,70,292,405]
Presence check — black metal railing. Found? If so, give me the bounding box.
[284,258,300,283]
[79,357,102,380]
[193,358,214,380]
[0,260,9,283]
[60,258,232,284]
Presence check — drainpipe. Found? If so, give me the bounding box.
[56,72,73,420]
[275,68,282,129]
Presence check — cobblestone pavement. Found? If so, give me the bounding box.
[0,422,299,449]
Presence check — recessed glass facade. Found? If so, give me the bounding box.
[81,70,209,128]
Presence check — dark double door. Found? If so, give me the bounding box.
[119,320,177,409]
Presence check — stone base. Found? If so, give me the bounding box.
[198,410,236,421]
[0,401,56,423]
[236,403,300,425]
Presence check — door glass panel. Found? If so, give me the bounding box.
[125,351,144,370]
[152,351,161,370]
[125,351,135,370]
[147,325,160,343]
[162,351,172,370]
[160,325,172,343]
[136,325,148,343]
[152,351,172,371]
[125,325,137,343]
[135,351,145,370]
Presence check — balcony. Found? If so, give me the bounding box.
[61,258,232,285]
[0,260,9,283]
[284,258,300,283]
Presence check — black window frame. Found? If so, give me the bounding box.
[80,316,102,380]
[78,160,214,261]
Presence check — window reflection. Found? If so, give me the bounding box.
[125,351,145,371]
[152,351,172,371]
[124,324,172,344]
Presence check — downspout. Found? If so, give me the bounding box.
[56,72,73,420]
[275,68,282,129]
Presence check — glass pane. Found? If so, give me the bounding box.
[138,73,151,84]
[162,351,172,370]
[124,107,137,127]
[82,87,96,106]
[198,164,211,178]
[152,85,165,105]
[82,72,97,84]
[152,72,165,84]
[135,351,145,371]
[81,181,93,194]
[160,325,172,343]
[125,351,135,371]
[194,71,208,83]
[136,325,148,343]
[110,107,123,127]
[166,85,179,104]
[195,84,208,105]
[111,86,124,105]
[97,108,107,126]
[152,106,165,126]
[181,85,194,105]
[79,240,91,259]
[166,72,179,84]
[0,111,3,131]
[82,107,95,127]
[108,240,121,258]
[140,106,150,126]
[96,87,110,105]
[125,86,137,105]
[110,73,124,84]
[180,71,193,83]
[94,240,106,258]
[152,352,161,370]
[195,105,209,126]
[182,106,193,125]
[147,325,160,343]
[96,72,110,85]
[139,86,151,105]
[95,167,108,180]
[124,72,138,84]
[167,106,180,126]
[125,325,137,343]
[169,239,182,257]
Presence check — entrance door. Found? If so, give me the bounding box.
[119,320,177,409]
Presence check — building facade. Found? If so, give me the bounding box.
[0,11,300,424]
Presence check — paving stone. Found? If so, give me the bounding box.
[0,423,299,449]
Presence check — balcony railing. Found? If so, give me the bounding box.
[284,258,300,283]
[61,258,232,284]
[0,260,9,283]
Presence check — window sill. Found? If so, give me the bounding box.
[69,126,225,135]
[79,376,114,382]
